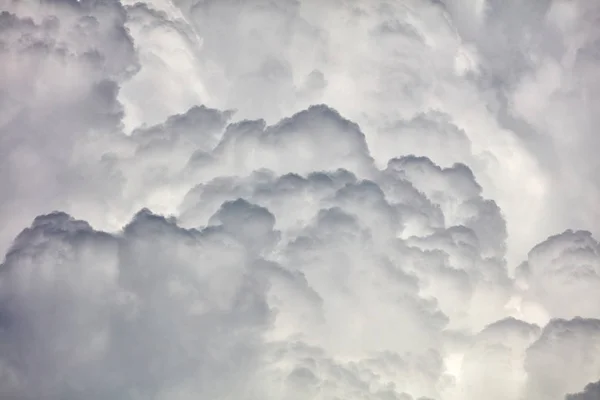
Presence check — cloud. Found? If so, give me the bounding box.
[524,318,600,400]
[455,317,540,400]
[445,0,600,245]
[1,0,600,399]
[0,0,138,254]
[516,230,600,324]
[567,380,600,400]
[0,210,270,399]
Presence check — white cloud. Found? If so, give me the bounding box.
[515,230,600,324]
[1,0,600,399]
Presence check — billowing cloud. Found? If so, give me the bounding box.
[1,0,600,399]
[567,380,600,400]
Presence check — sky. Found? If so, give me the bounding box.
[0,0,600,399]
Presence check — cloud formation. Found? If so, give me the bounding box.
[1,0,600,399]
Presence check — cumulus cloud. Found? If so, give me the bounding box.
[1,0,600,399]
[567,380,600,400]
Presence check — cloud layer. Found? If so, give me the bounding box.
[1,0,600,399]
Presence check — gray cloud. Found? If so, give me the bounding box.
[0,210,271,399]
[0,0,138,254]
[567,380,600,400]
[525,318,600,400]
[445,0,600,244]
[1,0,600,399]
